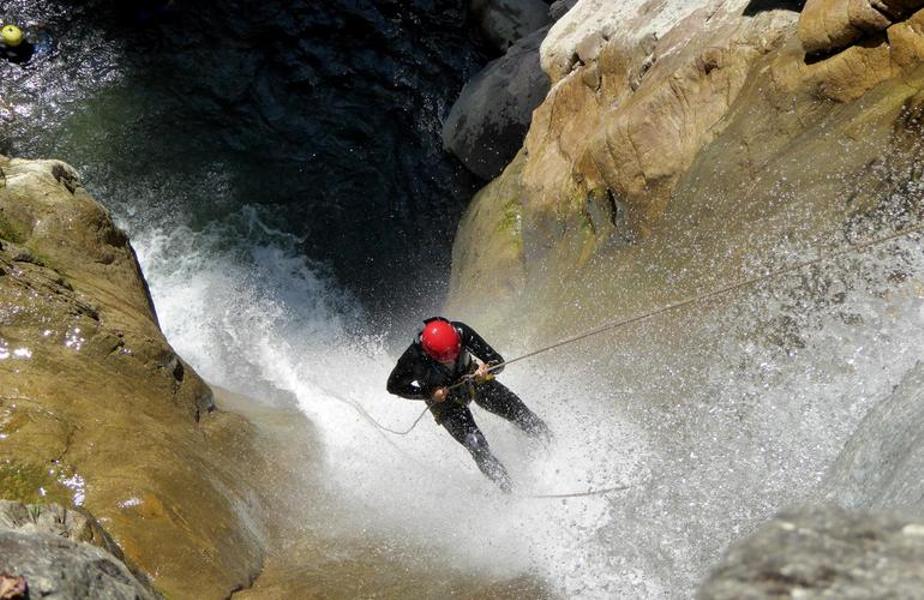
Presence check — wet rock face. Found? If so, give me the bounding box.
[447,0,924,336]
[0,157,288,598]
[697,506,924,599]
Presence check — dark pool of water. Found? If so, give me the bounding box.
[0,0,490,322]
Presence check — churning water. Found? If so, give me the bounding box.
[132,201,924,597]
[132,207,647,596]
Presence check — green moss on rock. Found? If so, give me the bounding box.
[0,460,72,506]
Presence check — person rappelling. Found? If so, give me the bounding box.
[387,317,550,493]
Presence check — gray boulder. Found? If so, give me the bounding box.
[698,505,924,599]
[549,0,577,22]
[0,501,157,599]
[442,27,551,180]
[470,0,551,52]
[821,360,924,513]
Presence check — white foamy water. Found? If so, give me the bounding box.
[132,207,646,597]
[132,207,924,597]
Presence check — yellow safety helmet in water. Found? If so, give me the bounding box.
[1,24,24,47]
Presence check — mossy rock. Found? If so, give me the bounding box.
[0,461,72,506]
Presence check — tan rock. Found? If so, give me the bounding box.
[889,8,924,69]
[447,0,924,348]
[799,0,924,55]
[0,157,316,599]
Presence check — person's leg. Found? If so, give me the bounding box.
[474,379,551,439]
[438,403,512,492]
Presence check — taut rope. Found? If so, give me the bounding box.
[383,222,924,436]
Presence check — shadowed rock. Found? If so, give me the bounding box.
[0,529,157,600]
[0,157,319,598]
[799,0,924,55]
[471,0,552,52]
[443,27,551,180]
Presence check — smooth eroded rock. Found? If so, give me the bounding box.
[448,0,924,343]
[0,157,317,598]
[799,0,924,55]
[443,27,551,180]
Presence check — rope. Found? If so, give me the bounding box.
[486,222,924,373]
[520,484,630,499]
[382,221,924,435]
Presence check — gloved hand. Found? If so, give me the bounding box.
[430,387,448,403]
[473,362,494,383]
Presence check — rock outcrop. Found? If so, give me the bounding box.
[697,505,924,599]
[446,0,924,342]
[442,27,551,180]
[0,157,316,598]
[0,500,126,564]
[446,0,924,596]
[0,501,156,599]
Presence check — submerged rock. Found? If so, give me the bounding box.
[822,360,924,512]
[698,505,924,599]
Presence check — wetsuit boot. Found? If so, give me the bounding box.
[463,430,513,493]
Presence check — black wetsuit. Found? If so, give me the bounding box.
[387,320,549,491]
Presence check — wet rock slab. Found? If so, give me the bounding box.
[698,505,924,599]
[0,157,317,598]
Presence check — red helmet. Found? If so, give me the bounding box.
[421,318,461,362]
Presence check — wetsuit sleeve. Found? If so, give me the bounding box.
[387,344,428,400]
[455,322,505,374]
